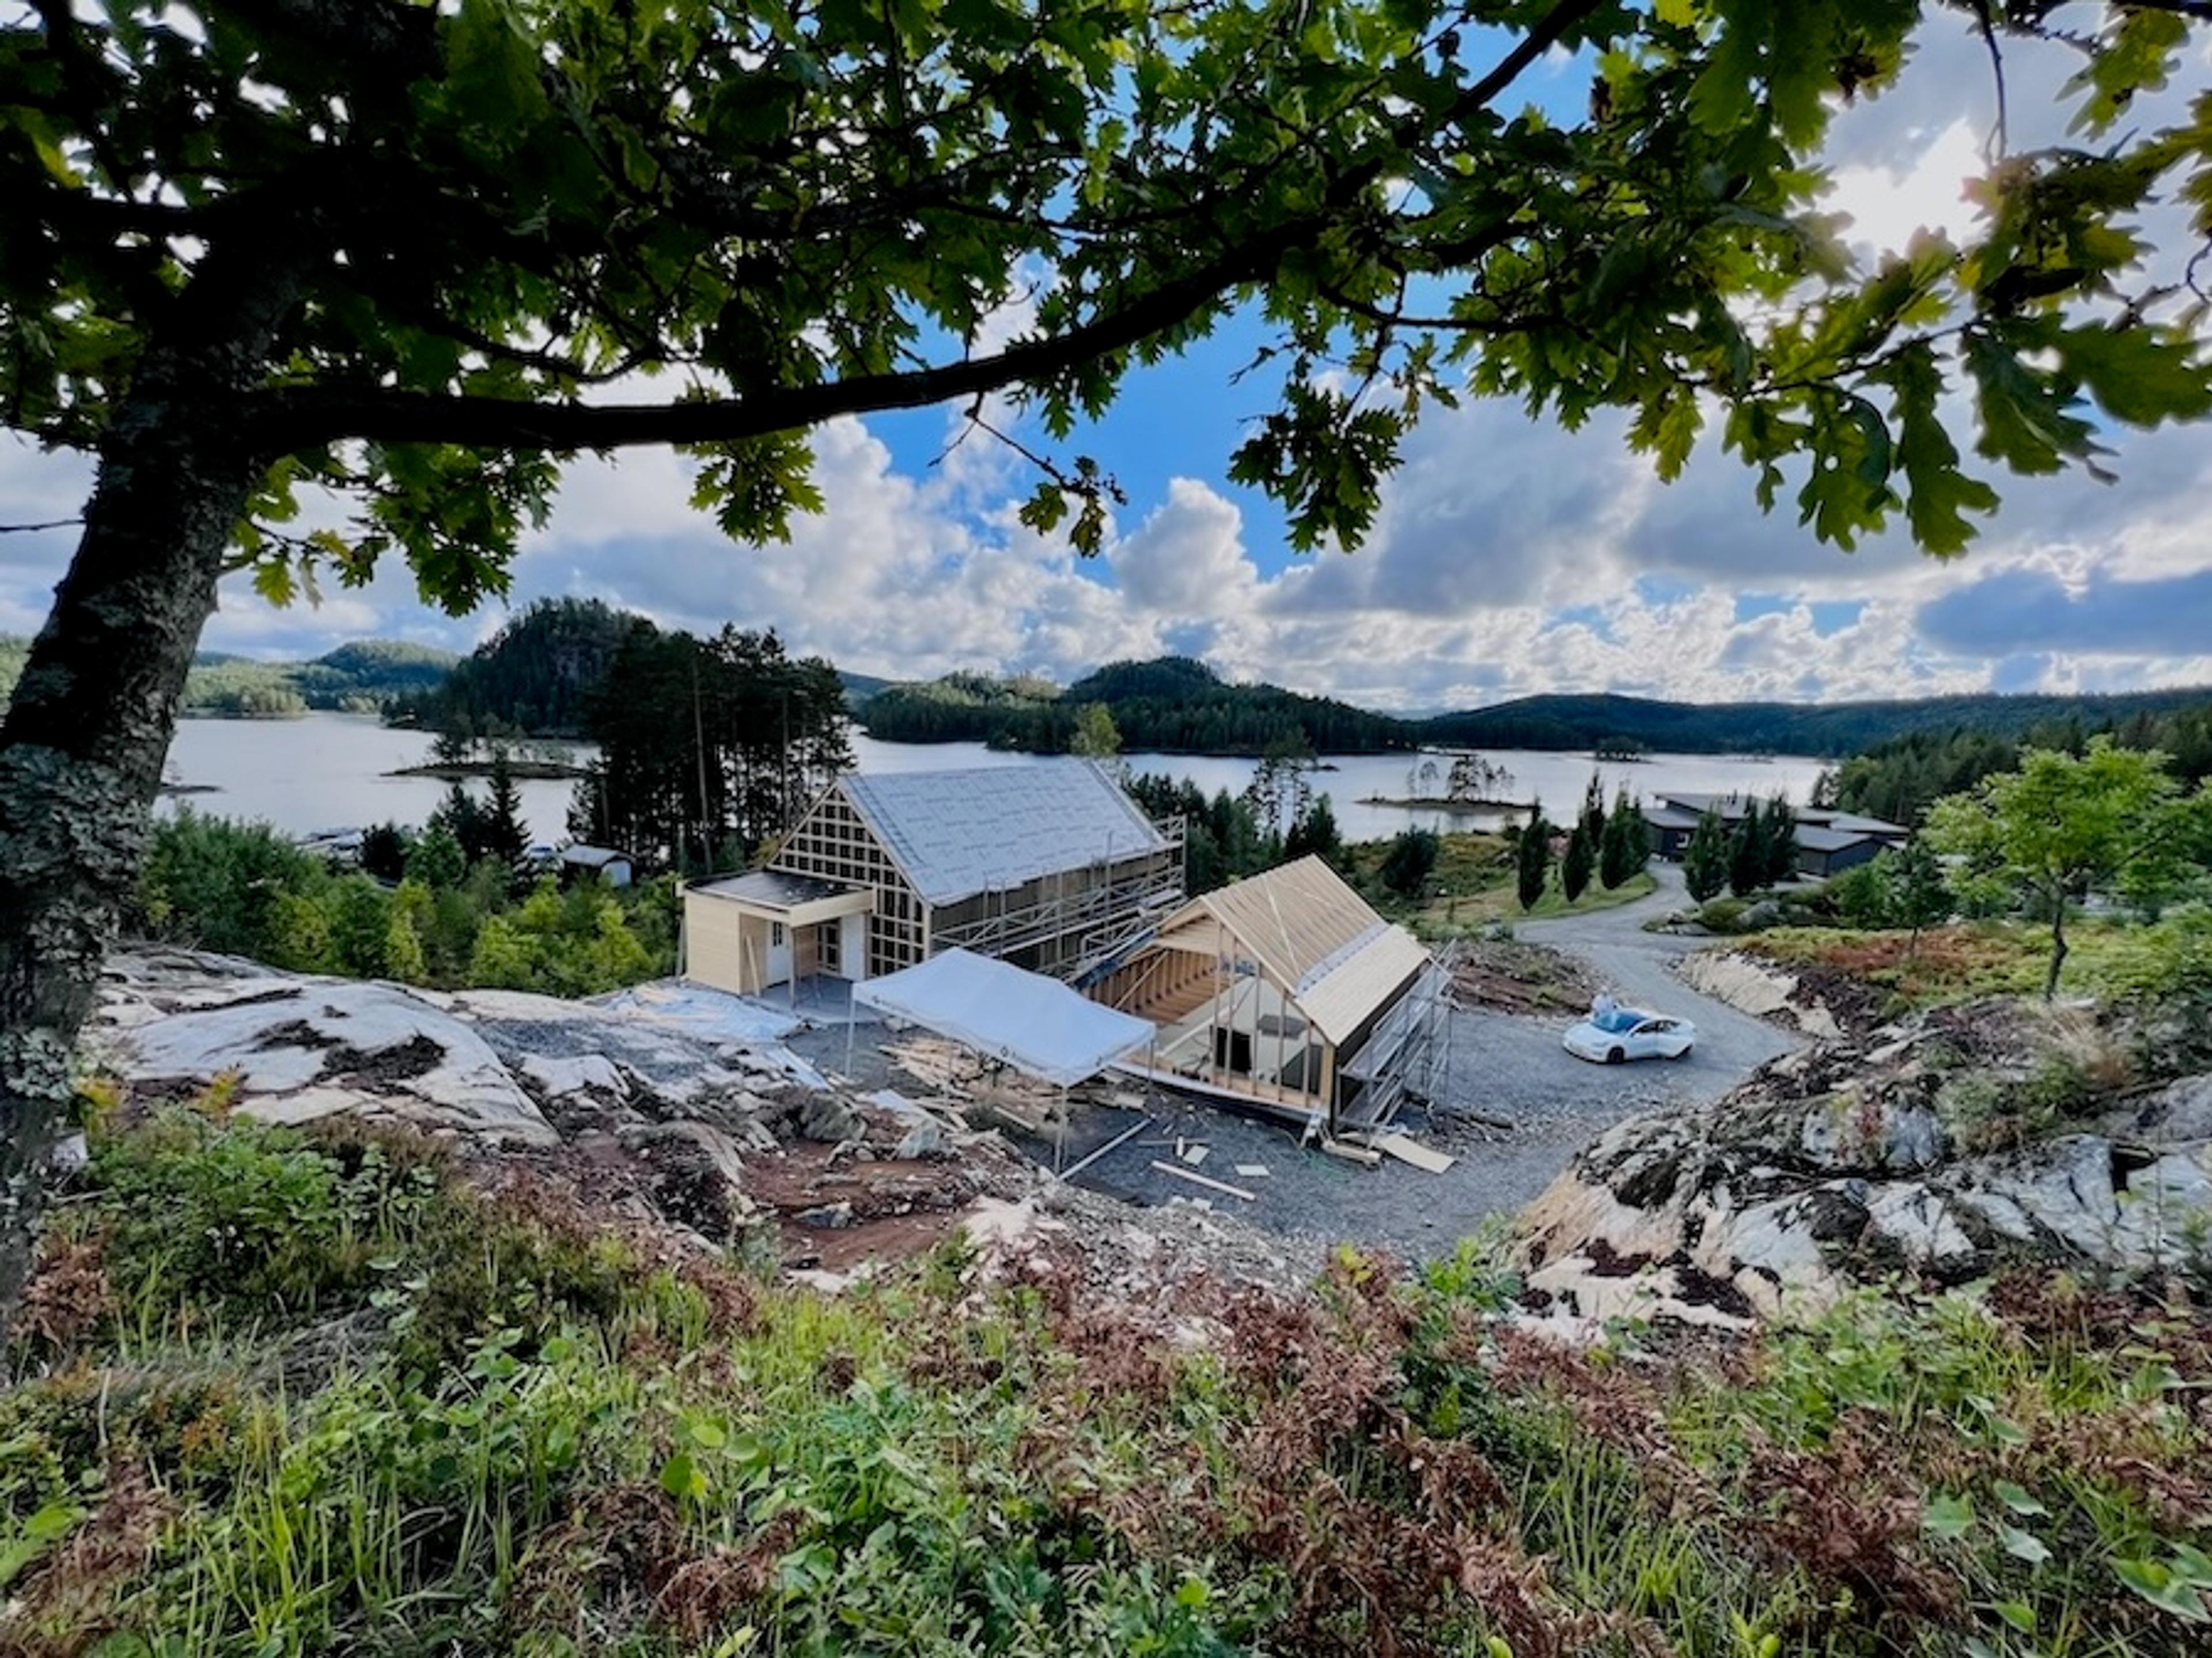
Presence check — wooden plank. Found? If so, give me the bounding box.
[1148,1160,1257,1202]
[1233,1163,1272,1179]
[1179,1144,1209,1167]
[1317,1136,1382,1169]
[1371,1132,1456,1175]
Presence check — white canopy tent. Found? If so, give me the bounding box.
[849,947,1155,1087]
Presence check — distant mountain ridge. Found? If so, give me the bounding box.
[8,620,2205,763]
[0,635,454,718]
[1414,687,2212,758]
[863,660,2212,761]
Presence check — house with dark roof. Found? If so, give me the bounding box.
[1640,790,1907,876]
[680,759,1184,997]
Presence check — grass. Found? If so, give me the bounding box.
[1335,830,1660,937]
[1426,869,1657,931]
[6,1112,2211,1656]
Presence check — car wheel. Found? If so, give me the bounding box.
[1606,1046,1626,1065]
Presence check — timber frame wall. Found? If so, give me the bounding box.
[769,783,1185,983]
[770,790,927,979]
[1094,940,1442,1132]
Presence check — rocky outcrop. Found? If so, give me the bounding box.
[81,950,1322,1301]
[1520,999,2212,1327]
[1677,948,1843,1039]
[90,950,824,1144]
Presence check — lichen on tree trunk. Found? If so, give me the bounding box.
[0,245,305,1331]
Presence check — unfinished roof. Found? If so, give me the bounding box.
[1154,857,1430,1046]
[691,869,859,908]
[838,759,1171,906]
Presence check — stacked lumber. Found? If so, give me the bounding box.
[885,1035,1071,1136]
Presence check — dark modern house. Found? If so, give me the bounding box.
[1641,791,1907,879]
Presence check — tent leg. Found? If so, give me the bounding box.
[844,1005,857,1081]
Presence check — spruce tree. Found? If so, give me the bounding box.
[1684,809,1730,904]
[1578,772,1607,845]
[485,748,531,868]
[1762,793,1801,885]
[1628,797,1654,873]
[1517,801,1551,911]
[1599,786,1637,889]
[1562,819,1595,904]
[1728,800,1768,898]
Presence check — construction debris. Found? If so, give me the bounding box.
[1318,1136,1383,1169]
[1233,1163,1271,1180]
[1149,1160,1258,1202]
[1370,1133,1456,1175]
[1180,1143,1210,1167]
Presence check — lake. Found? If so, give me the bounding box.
[161,713,1833,847]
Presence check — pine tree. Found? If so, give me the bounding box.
[1517,800,1551,911]
[1378,827,1440,900]
[1628,797,1653,873]
[1684,809,1730,904]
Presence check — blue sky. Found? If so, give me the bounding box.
[3,17,2210,713]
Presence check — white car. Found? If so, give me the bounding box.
[1563,1009,1695,1065]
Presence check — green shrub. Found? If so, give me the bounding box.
[82,1110,449,1334]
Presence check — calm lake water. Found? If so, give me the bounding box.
[161,713,1831,847]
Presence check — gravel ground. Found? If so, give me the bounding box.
[781,864,1801,1262]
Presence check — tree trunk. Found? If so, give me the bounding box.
[0,245,305,1331]
[2044,889,2069,1002]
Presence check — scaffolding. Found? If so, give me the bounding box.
[1335,960,1449,1131]
[930,820,1185,979]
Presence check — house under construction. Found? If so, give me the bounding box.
[680,759,1185,996]
[1087,856,1445,1133]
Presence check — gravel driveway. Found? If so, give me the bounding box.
[791,864,1799,1265]
[1066,864,1801,1262]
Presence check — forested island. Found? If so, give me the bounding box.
[860,655,1411,755]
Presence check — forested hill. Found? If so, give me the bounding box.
[1,636,453,717]
[1415,687,2212,758]
[385,600,893,735]
[391,598,646,736]
[859,656,1412,755]
[1836,700,2212,825]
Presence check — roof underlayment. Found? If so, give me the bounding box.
[1150,857,1430,1047]
[853,948,1156,1087]
[839,759,1171,906]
